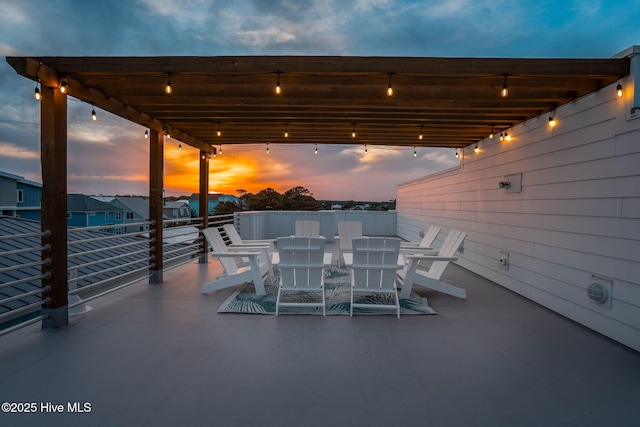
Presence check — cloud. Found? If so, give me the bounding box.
[0,141,39,159]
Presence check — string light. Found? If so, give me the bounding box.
[474,143,479,153]
[548,110,557,127]
[419,125,423,140]
[217,122,221,137]
[616,80,623,97]
[364,144,368,155]
[60,78,67,94]
[33,62,42,101]
[500,131,504,142]
[352,123,356,138]
[455,148,459,158]
[413,147,417,157]
[178,142,182,151]
[165,73,172,94]
[490,125,494,139]
[91,105,97,121]
[266,143,269,154]
[314,144,318,154]
[501,74,509,98]
[144,130,148,139]
[386,73,394,96]
[275,71,282,95]
[284,123,289,138]
[219,144,223,155]
[34,82,41,101]
[505,130,512,141]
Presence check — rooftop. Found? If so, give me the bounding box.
[2,250,638,427]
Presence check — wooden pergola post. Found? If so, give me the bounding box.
[149,129,164,284]
[40,84,68,329]
[199,149,209,263]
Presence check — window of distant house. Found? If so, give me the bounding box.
[115,212,122,220]
[126,212,134,219]
[16,189,24,203]
[105,212,109,220]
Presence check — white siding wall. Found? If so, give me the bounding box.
[397,74,640,351]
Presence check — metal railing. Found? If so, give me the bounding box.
[0,229,52,333]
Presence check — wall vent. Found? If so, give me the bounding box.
[587,275,613,309]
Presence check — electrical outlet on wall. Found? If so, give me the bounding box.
[499,250,509,271]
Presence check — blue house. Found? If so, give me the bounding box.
[67,194,125,233]
[188,193,239,215]
[0,170,42,221]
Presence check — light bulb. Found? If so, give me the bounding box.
[386,73,393,96]
[91,108,97,121]
[219,145,222,155]
[501,74,509,98]
[505,131,512,141]
[413,147,417,157]
[34,84,41,101]
[165,74,172,94]
[474,144,479,153]
[455,148,459,158]
[617,82,623,97]
[548,116,557,127]
[178,143,182,151]
[60,79,67,94]
[314,144,318,154]
[144,130,148,139]
[275,72,282,95]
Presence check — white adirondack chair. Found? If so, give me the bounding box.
[222,223,276,254]
[201,227,271,296]
[397,229,467,299]
[295,220,320,237]
[400,226,441,254]
[275,236,327,316]
[335,221,363,267]
[349,237,403,318]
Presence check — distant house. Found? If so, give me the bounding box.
[109,196,150,233]
[0,171,42,221]
[187,193,240,215]
[67,194,125,233]
[163,200,191,223]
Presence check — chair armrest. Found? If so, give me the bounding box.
[210,251,261,258]
[405,254,458,262]
[400,247,436,254]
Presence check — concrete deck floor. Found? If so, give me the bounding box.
[1,251,639,427]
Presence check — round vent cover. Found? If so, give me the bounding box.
[587,282,608,303]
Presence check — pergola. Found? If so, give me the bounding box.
[5,55,631,328]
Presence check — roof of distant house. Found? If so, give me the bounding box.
[68,194,123,212]
[111,196,149,218]
[0,170,42,188]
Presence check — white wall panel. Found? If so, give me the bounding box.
[397,74,640,351]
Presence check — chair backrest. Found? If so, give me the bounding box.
[277,236,325,290]
[222,223,243,245]
[337,221,363,250]
[295,220,320,237]
[429,230,467,279]
[202,227,238,275]
[351,237,401,291]
[419,226,441,248]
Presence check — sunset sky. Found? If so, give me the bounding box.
[1,0,639,200]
